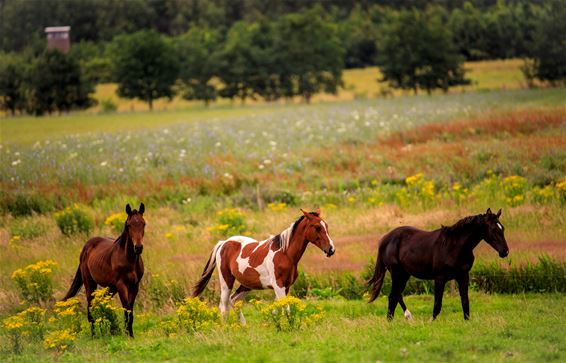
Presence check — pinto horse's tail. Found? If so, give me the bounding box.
[192,241,224,297]
[62,266,83,300]
[367,251,386,303]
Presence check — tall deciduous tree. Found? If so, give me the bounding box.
[0,53,26,115]
[377,8,469,95]
[111,31,179,110]
[176,26,221,106]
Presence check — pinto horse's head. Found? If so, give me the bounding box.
[125,203,146,255]
[300,208,335,257]
[482,208,509,258]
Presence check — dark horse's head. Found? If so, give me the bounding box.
[125,203,145,255]
[300,208,336,257]
[481,208,509,258]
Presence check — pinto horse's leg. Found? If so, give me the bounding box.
[457,273,470,320]
[230,285,251,324]
[432,277,447,320]
[217,264,235,322]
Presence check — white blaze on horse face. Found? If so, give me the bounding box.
[321,221,335,249]
[497,222,503,230]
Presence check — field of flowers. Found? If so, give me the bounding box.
[0,87,565,360]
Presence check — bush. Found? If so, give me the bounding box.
[11,260,58,305]
[103,212,127,234]
[99,98,117,113]
[207,208,248,237]
[54,204,94,236]
[176,297,220,333]
[90,288,123,337]
[255,296,323,331]
[5,193,53,217]
[2,306,47,354]
[10,218,48,240]
[43,329,77,353]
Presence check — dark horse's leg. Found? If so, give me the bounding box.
[398,296,412,319]
[387,270,410,321]
[457,273,470,320]
[432,277,447,320]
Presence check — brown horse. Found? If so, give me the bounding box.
[62,203,145,337]
[368,208,509,320]
[192,208,335,323]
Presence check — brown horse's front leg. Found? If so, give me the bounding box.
[116,281,134,337]
[457,273,470,320]
[432,277,447,320]
[126,284,139,337]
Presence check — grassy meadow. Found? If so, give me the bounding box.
[0,64,565,361]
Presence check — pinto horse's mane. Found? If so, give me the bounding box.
[270,212,320,251]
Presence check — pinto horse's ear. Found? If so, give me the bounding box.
[486,208,492,215]
[126,204,132,216]
[496,209,502,218]
[139,203,145,215]
[315,207,321,216]
[300,209,312,219]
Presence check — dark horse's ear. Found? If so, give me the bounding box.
[496,209,502,218]
[486,208,492,215]
[139,203,145,215]
[126,204,132,216]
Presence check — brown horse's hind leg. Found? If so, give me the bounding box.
[83,275,97,336]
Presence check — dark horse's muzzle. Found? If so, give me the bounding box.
[499,249,509,258]
[134,245,144,255]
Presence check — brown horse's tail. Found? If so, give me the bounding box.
[62,266,83,300]
[192,241,223,297]
[367,251,386,303]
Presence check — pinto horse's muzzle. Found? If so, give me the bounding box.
[324,247,335,257]
[134,245,144,255]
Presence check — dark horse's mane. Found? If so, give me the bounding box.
[270,212,320,250]
[441,214,483,237]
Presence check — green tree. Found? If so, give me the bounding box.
[27,50,95,115]
[449,2,488,60]
[176,27,221,106]
[0,53,26,115]
[528,1,566,85]
[338,5,379,68]
[376,8,469,95]
[274,9,344,103]
[110,31,179,110]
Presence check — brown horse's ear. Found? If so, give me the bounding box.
[139,203,145,215]
[496,209,502,218]
[126,204,132,216]
[315,207,321,217]
[486,208,492,215]
[300,209,312,220]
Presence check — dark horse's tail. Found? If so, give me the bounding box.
[62,266,83,300]
[367,249,386,303]
[192,241,223,297]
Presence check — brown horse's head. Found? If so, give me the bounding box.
[300,208,335,257]
[125,203,146,255]
[482,208,509,258]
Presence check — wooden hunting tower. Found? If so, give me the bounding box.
[45,26,71,53]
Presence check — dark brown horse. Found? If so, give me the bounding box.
[368,208,509,320]
[62,203,145,337]
[192,208,335,323]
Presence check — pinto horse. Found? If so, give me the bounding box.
[368,208,509,320]
[62,203,145,337]
[192,208,335,322]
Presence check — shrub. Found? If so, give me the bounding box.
[176,297,220,333]
[54,204,94,236]
[267,202,287,212]
[256,296,323,331]
[3,314,26,354]
[556,177,566,204]
[396,173,436,208]
[10,218,48,240]
[43,329,77,353]
[99,98,117,113]
[2,306,47,354]
[207,208,248,237]
[90,288,123,337]
[11,260,58,305]
[53,297,82,334]
[104,212,127,234]
[5,193,53,217]
[502,175,528,207]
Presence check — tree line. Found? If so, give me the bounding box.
[1,1,565,114]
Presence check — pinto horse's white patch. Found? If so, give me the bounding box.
[497,222,503,230]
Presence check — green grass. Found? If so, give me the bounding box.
[2,294,565,362]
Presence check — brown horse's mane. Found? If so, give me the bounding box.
[270,212,320,251]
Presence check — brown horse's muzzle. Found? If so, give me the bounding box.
[134,245,143,255]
